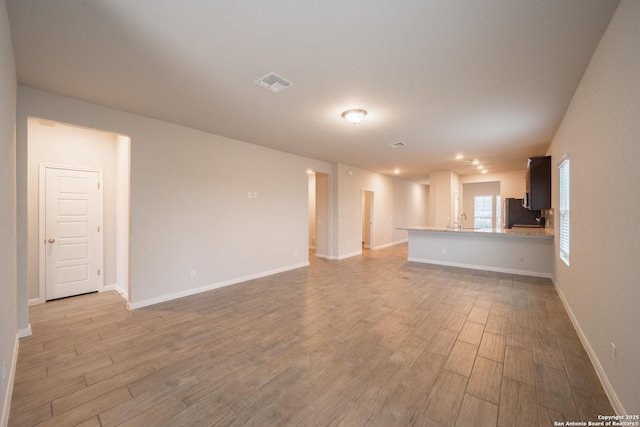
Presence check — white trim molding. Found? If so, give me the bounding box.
[1,335,19,427]
[17,325,32,339]
[407,257,553,279]
[28,298,42,306]
[552,280,626,415]
[127,262,310,310]
[336,250,362,260]
[114,284,129,302]
[373,239,407,250]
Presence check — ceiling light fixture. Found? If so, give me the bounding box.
[477,165,484,170]
[472,159,480,165]
[393,168,400,174]
[455,154,464,160]
[342,109,367,124]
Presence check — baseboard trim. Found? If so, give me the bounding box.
[336,251,362,260]
[127,262,310,310]
[114,284,128,302]
[406,257,553,279]
[17,324,32,339]
[373,239,407,250]
[1,334,19,427]
[103,283,128,299]
[28,298,42,306]
[552,280,626,415]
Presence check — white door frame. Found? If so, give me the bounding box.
[39,163,104,301]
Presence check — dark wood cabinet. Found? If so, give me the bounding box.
[525,156,551,210]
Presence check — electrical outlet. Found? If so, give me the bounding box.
[190,269,196,279]
[610,342,616,365]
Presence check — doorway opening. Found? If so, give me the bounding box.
[308,171,330,258]
[361,190,374,250]
[28,118,131,305]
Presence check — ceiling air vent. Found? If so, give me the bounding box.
[255,72,293,93]
[388,142,407,148]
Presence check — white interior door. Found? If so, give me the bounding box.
[44,167,103,300]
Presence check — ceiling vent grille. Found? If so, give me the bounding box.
[255,72,293,93]
[388,142,407,148]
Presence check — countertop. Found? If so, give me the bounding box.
[398,226,554,239]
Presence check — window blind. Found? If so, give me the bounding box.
[559,158,570,265]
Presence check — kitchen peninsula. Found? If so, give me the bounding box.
[399,226,554,278]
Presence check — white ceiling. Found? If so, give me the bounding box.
[6,0,619,183]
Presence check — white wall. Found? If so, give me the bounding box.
[0,1,17,424]
[26,119,119,303]
[335,163,428,258]
[428,171,457,227]
[393,178,429,243]
[548,0,638,414]
[16,86,333,312]
[461,181,500,228]
[450,172,460,224]
[408,231,553,278]
[460,170,526,200]
[115,135,131,299]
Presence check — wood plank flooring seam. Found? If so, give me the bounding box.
[8,245,614,427]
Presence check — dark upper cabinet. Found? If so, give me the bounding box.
[525,156,551,210]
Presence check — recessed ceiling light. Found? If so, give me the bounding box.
[472,159,480,165]
[477,165,484,170]
[481,170,488,174]
[393,168,400,174]
[455,154,464,160]
[342,109,367,124]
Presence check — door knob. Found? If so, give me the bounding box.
[48,238,55,243]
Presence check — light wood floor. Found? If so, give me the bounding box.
[10,244,612,426]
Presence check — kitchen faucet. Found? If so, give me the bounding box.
[460,213,467,230]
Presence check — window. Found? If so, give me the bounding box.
[474,195,494,229]
[559,157,570,265]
